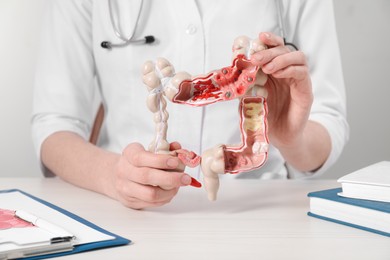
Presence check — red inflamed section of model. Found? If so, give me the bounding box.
[173,55,260,106]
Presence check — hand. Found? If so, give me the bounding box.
[251,32,313,150]
[110,142,192,209]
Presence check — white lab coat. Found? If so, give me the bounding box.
[32,0,349,179]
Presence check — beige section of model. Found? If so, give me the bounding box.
[142,58,190,154]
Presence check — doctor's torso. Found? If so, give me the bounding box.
[90,0,288,177]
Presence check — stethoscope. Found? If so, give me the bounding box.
[100,0,155,49]
[101,0,298,51]
[275,0,299,51]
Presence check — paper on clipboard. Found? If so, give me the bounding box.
[0,192,114,245]
[0,190,123,259]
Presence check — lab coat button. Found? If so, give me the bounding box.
[186,24,197,35]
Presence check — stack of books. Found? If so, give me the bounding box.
[308,161,390,237]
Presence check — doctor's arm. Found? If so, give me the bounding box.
[251,0,348,175]
[40,131,192,209]
[32,0,192,209]
[252,32,331,173]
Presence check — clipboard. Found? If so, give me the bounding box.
[0,189,131,259]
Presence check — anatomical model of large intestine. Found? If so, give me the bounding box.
[142,36,269,201]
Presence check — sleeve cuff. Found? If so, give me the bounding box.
[31,113,90,176]
[287,114,349,179]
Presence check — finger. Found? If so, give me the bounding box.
[262,51,307,75]
[259,32,284,48]
[271,65,309,81]
[169,141,182,151]
[168,141,185,170]
[123,142,181,170]
[129,167,192,189]
[251,45,290,66]
[118,180,179,205]
[119,194,172,210]
[122,200,166,210]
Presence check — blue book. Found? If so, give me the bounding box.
[307,188,390,237]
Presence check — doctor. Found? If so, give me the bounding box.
[32,0,349,209]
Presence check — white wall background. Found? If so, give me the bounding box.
[327,0,390,178]
[0,0,389,178]
[0,0,45,177]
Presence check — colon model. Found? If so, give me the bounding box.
[142,36,269,201]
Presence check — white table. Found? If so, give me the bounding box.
[1,178,389,260]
